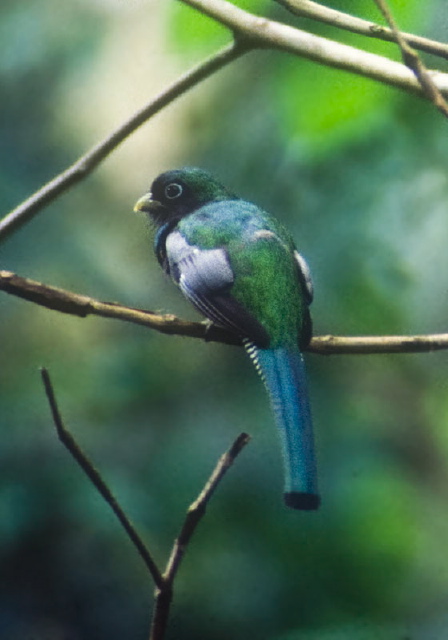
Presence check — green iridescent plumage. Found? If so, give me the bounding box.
[178,200,308,349]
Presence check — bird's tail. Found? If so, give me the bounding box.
[245,343,320,510]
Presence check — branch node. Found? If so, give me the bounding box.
[369,24,385,35]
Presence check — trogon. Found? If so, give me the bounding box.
[134,167,319,510]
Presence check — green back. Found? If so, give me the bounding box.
[178,199,307,348]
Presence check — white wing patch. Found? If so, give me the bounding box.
[166,230,234,291]
[294,250,313,303]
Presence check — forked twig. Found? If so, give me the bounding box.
[40,367,250,640]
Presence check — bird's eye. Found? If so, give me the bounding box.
[164,183,183,199]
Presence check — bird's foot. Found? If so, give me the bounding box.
[202,319,215,342]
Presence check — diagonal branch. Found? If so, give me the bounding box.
[373,0,448,118]
[164,432,250,584]
[0,40,248,243]
[3,270,448,355]
[149,433,250,640]
[40,367,165,589]
[275,0,448,61]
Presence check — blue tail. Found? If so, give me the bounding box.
[246,344,320,510]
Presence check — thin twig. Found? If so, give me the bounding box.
[40,367,164,590]
[164,432,250,583]
[275,0,448,61]
[373,0,448,118]
[3,271,448,355]
[149,433,250,640]
[0,40,248,243]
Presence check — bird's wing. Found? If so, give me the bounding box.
[165,230,269,345]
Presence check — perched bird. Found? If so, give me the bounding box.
[134,168,319,510]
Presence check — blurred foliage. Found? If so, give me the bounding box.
[2,0,448,639]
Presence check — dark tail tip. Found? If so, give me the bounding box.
[284,492,321,511]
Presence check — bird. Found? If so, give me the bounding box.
[134,167,319,510]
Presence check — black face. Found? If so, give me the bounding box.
[149,171,203,220]
[136,167,237,225]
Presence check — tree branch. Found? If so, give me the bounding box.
[149,433,250,640]
[178,0,448,98]
[40,367,165,589]
[0,270,240,346]
[373,0,448,118]
[3,270,448,355]
[164,432,250,583]
[310,334,448,355]
[275,0,448,61]
[0,40,248,243]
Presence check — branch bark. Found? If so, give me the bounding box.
[3,271,448,355]
[0,270,240,346]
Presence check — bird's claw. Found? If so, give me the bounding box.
[202,319,215,341]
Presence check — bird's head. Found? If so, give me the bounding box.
[133,167,236,225]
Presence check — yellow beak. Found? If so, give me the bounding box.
[133,193,160,214]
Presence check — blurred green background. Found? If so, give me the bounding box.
[2,0,448,638]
